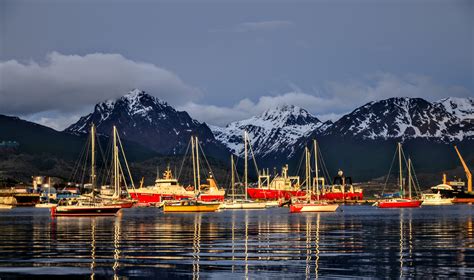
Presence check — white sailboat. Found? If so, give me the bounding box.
[220,131,266,210]
[53,124,122,216]
[290,140,339,213]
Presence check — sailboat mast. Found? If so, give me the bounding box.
[408,158,412,200]
[91,123,96,191]
[231,155,235,202]
[191,137,197,194]
[398,142,403,197]
[244,131,248,201]
[195,136,201,192]
[305,146,310,201]
[113,126,119,198]
[314,139,320,201]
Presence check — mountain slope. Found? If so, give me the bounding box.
[0,114,158,181]
[66,89,228,158]
[436,97,474,121]
[210,105,328,158]
[323,97,473,142]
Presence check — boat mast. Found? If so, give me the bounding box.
[231,154,235,202]
[398,142,403,197]
[191,137,197,193]
[195,136,201,192]
[314,139,319,201]
[91,123,96,191]
[244,130,248,201]
[304,146,311,200]
[408,158,412,200]
[113,126,120,198]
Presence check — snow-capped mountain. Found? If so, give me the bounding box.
[211,97,473,163]
[66,89,226,156]
[323,97,473,141]
[210,105,329,158]
[436,97,474,122]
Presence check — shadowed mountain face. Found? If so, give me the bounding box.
[65,89,228,159]
[322,97,473,142]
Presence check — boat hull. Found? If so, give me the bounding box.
[52,206,122,216]
[422,199,453,206]
[129,192,192,204]
[247,188,363,201]
[290,203,339,213]
[163,203,220,212]
[377,200,422,208]
[35,203,58,208]
[199,194,225,202]
[220,201,267,209]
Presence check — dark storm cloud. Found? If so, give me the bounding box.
[0,52,201,115]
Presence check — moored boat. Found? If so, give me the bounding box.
[290,203,339,213]
[377,143,422,209]
[162,200,220,212]
[129,167,194,204]
[52,203,121,216]
[377,199,422,208]
[431,146,473,202]
[421,192,453,206]
[289,140,339,213]
[35,202,58,208]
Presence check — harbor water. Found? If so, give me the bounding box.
[0,205,473,279]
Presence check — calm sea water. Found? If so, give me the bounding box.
[0,205,473,279]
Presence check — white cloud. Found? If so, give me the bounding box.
[23,109,92,131]
[180,73,472,127]
[0,52,201,116]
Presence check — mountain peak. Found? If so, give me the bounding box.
[65,90,227,155]
[211,104,324,157]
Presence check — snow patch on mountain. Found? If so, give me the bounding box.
[436,97,474,121]
[210,105,325,157]
[324,97,473,141]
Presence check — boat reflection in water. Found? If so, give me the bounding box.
[192,214,201,280]
[0,207,474,278]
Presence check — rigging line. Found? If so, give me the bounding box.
[118,160,130,195]
[382,145,399,195]
[402,150,422,196]
[247,136,260,176]
[116,131,136,189]
[69,134,89,183]
[95,134,108,186]
[101,136,113,187]
[198,141,218,187]
[295,144,306,179]
[317,145,331,185]
[177,138,192,180]
[80,136,91,192]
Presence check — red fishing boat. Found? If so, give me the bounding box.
[129,167,194,204]
[129,136,225,204]
[247,164,303,200]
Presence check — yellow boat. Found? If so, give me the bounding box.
[163,200,220,212]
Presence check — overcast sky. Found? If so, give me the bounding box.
[0,0,473,129]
